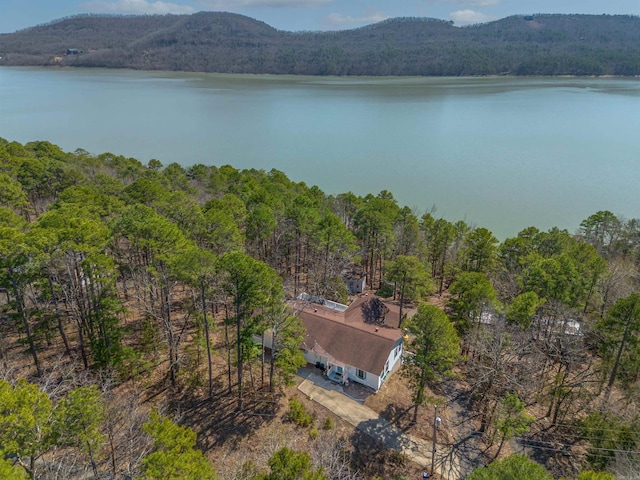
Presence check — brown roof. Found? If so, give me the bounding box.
[344,295,402,329]
[289,296,403,375]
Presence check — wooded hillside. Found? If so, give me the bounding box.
[1,12,639,75]
[2,137,640,478]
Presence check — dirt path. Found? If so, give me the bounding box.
[298,372,463,479]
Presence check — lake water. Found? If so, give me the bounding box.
[1,67,639,239]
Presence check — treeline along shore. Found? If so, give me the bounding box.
[1,12,640,76]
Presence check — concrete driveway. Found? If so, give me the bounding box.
[298,371,463,479]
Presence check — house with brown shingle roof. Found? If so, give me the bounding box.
[289,294,404,391]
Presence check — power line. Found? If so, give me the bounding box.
[527,430,640,444]
[519,438,640,456]
[519,441,640,461]
[542,421,640,434]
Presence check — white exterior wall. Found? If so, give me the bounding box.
[343,364,381,391]
[303,350,327,369]
[285,337,404,392]
[303,349,385,391]
[377,342,403,388]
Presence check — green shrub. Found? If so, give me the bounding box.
[288,398,314,428]
[389,450,407,466]
[323,416,334,430]
[376,283,394,298]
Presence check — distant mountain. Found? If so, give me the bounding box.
[1,12,639,76]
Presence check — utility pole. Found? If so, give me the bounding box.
[431,405,441,475]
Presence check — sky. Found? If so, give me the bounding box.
[1,0,639,34]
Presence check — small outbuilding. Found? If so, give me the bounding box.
[345,273,366,294]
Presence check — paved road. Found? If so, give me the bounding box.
[298,372,463,479]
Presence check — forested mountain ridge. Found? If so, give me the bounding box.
[1,12,640,75]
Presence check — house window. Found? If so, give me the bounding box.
[384,360,389,373]
[394,346,400,359]
[357,369,366,380]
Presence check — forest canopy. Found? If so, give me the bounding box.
[1,137,640,478]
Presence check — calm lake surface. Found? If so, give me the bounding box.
[1,67,639,239]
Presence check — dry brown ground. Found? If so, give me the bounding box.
[3,290,604,479]
[0,289,471,479]
[174,335,433,479]
[365,365,485,479]
[366,370,436,441]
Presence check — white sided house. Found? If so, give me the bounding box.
[289,294,404,391]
